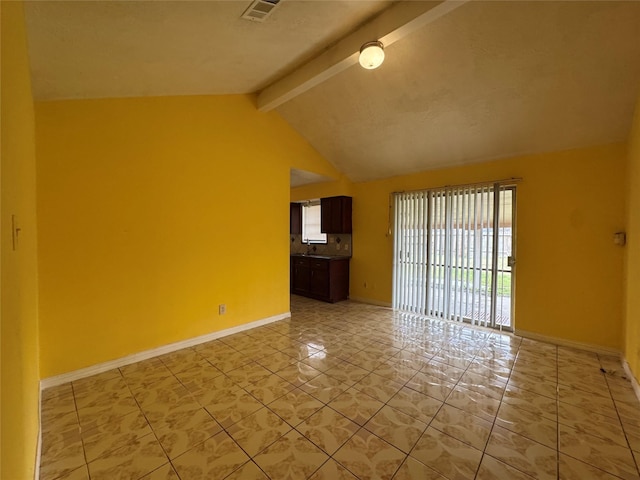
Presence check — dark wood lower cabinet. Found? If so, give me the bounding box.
[291,256,349,303]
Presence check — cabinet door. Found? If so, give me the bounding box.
[320,197,333,233]
[292,265,310,294]
[290,203,302,234]
[309,267,330,298]
[320,196,352,234]
[291,257,310,294]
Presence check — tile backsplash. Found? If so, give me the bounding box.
[290,234,352,257]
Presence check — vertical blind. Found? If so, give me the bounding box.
[392,183,515,329]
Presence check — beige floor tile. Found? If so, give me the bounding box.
[296,406,359,455]
[299,373,349,403]
[75,377,133,409]
[300,352,345,373]
[40,298,640,480]
[155,407,223,459]
[253,429,329,479]
[372,359,420,384]
[558,384,618,418]
[41,391,76,419]
[496,403,558,449]
[174,362,223,393]
[334,428,406,480]
[559,453,625,480]
[475,454,535,480]
[405,371,455,401]
[159,348,207,374]
[328,387,385,426]
[120,361,174,391]
[244,373,296,403]
[224,461,269,479]
[139,462,180,480]
[76,395,140,430]
[421,360,466,384]
[616,399,640,424]
[268,387,324,427]
[623,422,640,452]
[558,401,626,446]
[87,432,168,480]
[559,423,640,480]
[344,350,387,371]
[41,409,79,437]
[40,438,85,480]
[507,373,558,399]
[325,363,370,386]
[352,372,404,403]
[410,427,483,480]
[485,425,557,480]
[387,386,443,424]
[42,383,74,403]
[41,423,82,451]
[142,395,202,432]
[172,430,250,480]
[255,351,298,372]
[392,457,447,479]
[457,371,507,401]
[309,459,358,479]
[431,403,493,450]
[225,361,273,388]
[502,384,557,421]
[364,405,427,453]
[227,407,292,456]
[276,362,324,386]
[131,377,192,409]
[81,410,152,462]
[445,385,501,422]
[199,387,263,428]
[54,464,90,480]
[72,369,123,395]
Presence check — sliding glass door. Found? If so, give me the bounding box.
[392,184,515,330]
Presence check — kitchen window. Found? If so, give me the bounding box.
[302,202,327,244]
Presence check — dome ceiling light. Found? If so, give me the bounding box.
[358,41,385,70]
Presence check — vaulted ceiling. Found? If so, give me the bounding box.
[24,1,640,183]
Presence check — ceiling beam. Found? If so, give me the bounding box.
[256,0,469,112]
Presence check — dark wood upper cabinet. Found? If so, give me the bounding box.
[320,196,352,234]
[290,202,302,234]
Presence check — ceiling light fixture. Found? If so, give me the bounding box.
[358,41,385,70]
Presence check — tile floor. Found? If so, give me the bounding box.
[40,296,640,480]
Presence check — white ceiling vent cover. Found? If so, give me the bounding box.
[241,0,281,22]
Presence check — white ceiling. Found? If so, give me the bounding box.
[24,1,640,183]
[24,0,391,100]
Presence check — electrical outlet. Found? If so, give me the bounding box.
[219,304,226,315]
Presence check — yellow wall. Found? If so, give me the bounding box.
[1,1,42,478]
[35,95,339,377]
[625,93,640,377]
[297,144,626,350]
[291,175,354,202]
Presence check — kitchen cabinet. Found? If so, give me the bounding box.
[290,202,302,234]
[321,196,352,234]
[291,255,349,303]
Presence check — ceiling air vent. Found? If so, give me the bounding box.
[241,0,281,22]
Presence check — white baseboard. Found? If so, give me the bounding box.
[40,312,291,390]
[623,360,640,404]
[349,296,392,308]
[515,329,621,357]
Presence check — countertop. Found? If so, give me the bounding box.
[291,253,351,260]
